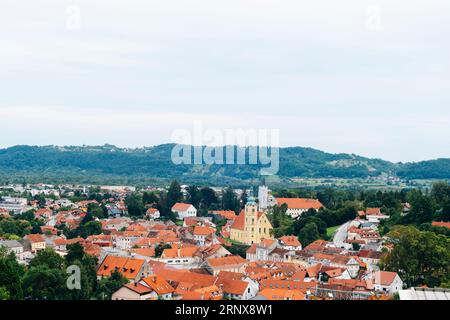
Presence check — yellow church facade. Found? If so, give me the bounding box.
[230,197,273,245]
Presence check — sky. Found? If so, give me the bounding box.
[0,0,449,163]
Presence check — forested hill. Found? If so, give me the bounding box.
[0,144,448,185]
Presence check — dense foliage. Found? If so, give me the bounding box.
[0,244,127,300]
[1,145,448,185]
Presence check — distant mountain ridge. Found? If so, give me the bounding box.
[0,144,449,185]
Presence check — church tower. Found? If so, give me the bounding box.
[245,196,258,244]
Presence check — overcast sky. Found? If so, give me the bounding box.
[0,0,449,162]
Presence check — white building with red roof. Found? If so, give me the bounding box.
[372,271,403,295]
[275,198,324,219]
[172,203,197,220]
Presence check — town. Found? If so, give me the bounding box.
[0,181,448,301]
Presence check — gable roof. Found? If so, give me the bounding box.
[207,255,247,268]
[279,236,301,247]
[259,288,306,300]
[26,234,45,243]
[97,255,146,280]
[215,277,249,295]
[162,246,199,258]
[212,210,237,220]
[124,282,153,295]
[193,226,215,236]
[172,203,194,211]
[276,198,324,210]
[374,271,399,286]
[141,275,174,295]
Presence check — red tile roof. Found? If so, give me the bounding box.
[124,282,153,295]
[207,255,246,268]
[366,208,382,215]
[162,246,199,258]
[231,210,265,231]
[97,255,146,280]
[259,288,306,300]
[276,198,324,210]
[279,236,301,247]
[131,248,156,257]
[193,226,215,236]
[172,203,193,211]
[374,271,398,286]
[26,234,45,243]
[141,275,174,295]
[212,210,237,220]
[432,221,450,229]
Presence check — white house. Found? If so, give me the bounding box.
[217,277,259,300]
[373,271,404,295]
[193,226,215,246]
[172,203,197,220]
[146,208,160,220]
[0,239,24,259]
[278,236,302,251]
[275,198,324,219]
[365,208,390,224]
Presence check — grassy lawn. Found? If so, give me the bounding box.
[326,225,340,237]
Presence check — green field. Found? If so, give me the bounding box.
[326,225,340,237]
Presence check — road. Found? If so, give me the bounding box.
[333,221,350,249]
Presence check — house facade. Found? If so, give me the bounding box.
[172,203,197,220]
[230,197,273,245]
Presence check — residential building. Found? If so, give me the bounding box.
[172,203,197,220]
[275,198,324,219]
[0,239,24,259]
[23,234,46,253]
[205,255,247,276]
[372,271,403,295]
[97,255,152,282]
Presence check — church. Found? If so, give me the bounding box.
[230,197,273,245]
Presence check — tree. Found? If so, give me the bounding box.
[409,193,436,225]
[298,223,320,247]
[29,248,65,270]
[200,187,218,209]
[22,266,69,300]
[222,187,239,212]
[142,192,158,205]
[155,243,172,257]
[0,286,10,300]
[0,247,24,299]
[167,180,183,208]
[381,226,450,288]
[96,270,128,300]
[187,185,202,208]
[87,203,106,219]
[79,221,102,238]
[65,244,98,300]
[240,190,248,209]
[125,193,145,217]
[268,204,293,238]
[65,243,84,265]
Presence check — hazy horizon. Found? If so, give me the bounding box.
[1,1,449,162]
